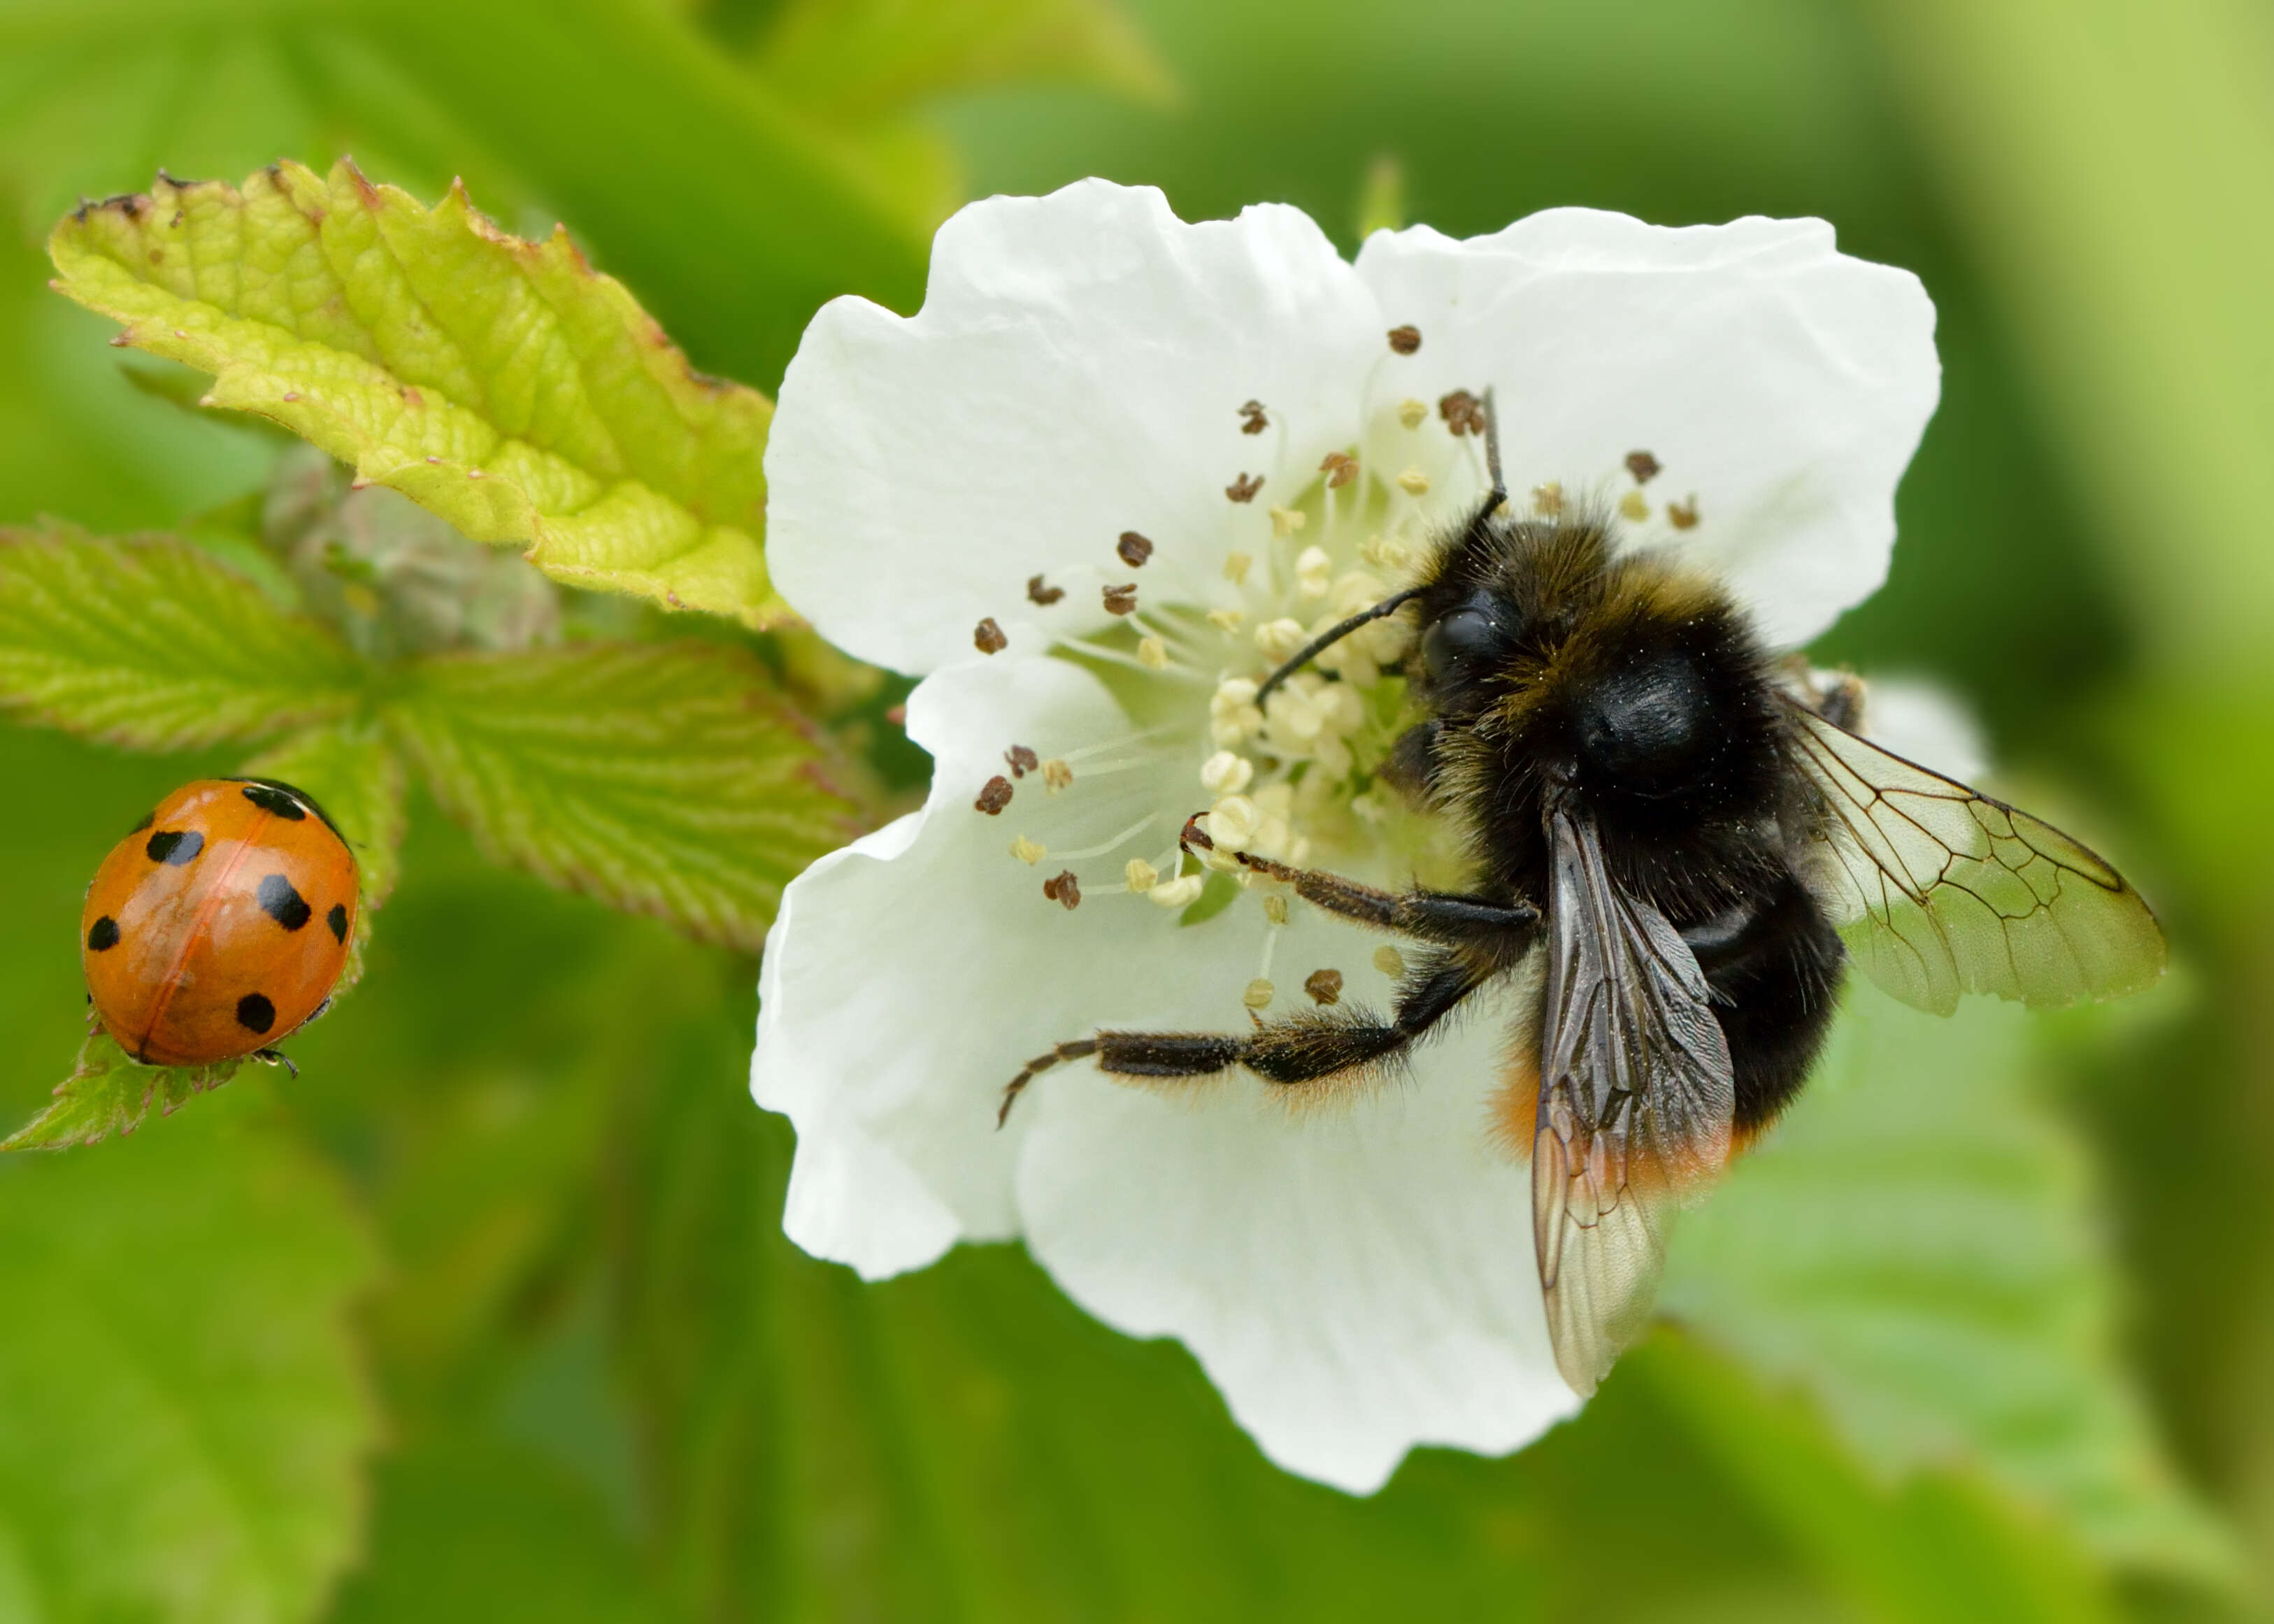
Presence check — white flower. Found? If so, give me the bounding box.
[752,181,1939,1493]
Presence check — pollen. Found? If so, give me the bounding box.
[1138,635,1168,670]
[1125,858,1159,893]
[1269,505,1308,538]
[1042,758,1073,792]
[1617,489,1650,522]
[1206,794,1261,849]
[1148,874,1204,909]
[1396,468,1430,496]
[1207,608,1245,633]
[1223,552,1253,585]
[1243,978,1275,1010]
[1255,618,1307,662]
[1010,835,1047,865]
[1295,545,1333,600]
[1373,944,1406,978]
[1396,398,1428,430]
[1210,677,1264,746]
[1201,750,1254,795]
[1264,894,1290,926]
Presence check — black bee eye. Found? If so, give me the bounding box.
[1422,599,1507,689]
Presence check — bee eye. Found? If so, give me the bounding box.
[1422,598,1507,689]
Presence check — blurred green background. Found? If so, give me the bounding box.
[2,0,2271,1619]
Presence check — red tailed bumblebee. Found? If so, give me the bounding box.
[1000,391,2164,1395]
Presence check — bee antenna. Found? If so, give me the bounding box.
[1254,585,1426,707]
[1481,384,1506,506]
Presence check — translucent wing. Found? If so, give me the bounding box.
[1533,805,1736,1396]
[1784,698,2166,1016]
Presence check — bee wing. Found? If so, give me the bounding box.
[1534,805,1736,1397]
[1782,698,2166,1016]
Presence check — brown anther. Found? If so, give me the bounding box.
[1027,574,1065,606]
[1320,450,1358,488]
[1304,969,1345,1006]
[1102,582,1139,615]
[1668,495,1701,530]
[1005,744,1039,778]
[1117,530,1154,567]
[975,776,1013,815]
[1238,399,1269,436]
[1226,473,1264,503]
[1625,450,1662,484]
[974,617,1008,654]
[1438,389,1486,438]
[1387,324,1422,354]
[1042,870,1082,910]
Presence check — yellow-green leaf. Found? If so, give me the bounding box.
[385,642,864,952]
[48,161,785,626]
[3,1029,243,1153]
[0,526,361,750]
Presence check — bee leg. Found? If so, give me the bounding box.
[1181,816,1538,954]
[997,948,1496,1124]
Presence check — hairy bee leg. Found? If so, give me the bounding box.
[996,949,1496,1124]
[1180,816,1538,950]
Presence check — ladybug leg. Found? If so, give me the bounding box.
[253,1048,299,1081]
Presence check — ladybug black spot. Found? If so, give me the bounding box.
[146,829,204,865]
[87,917,120,951]
[236,992,276,1034]
[326,903,348,944]
[257,874,312,931]
[238,782,307,820]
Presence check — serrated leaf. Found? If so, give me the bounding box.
[386,642,862,952]
[0,526,362,749]
[0,1091,378,1622]
[3,1028,244,1153]
[241,719,410,913]
[1662,984,2238,1582]
[49,161,787,626]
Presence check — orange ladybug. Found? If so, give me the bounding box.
[82,778,358,1067]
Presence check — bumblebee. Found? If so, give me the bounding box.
[1001,394,2164,1395]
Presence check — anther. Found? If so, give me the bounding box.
[1206,794,1261,849]
[1138,636,1168,670]
[1396,468,1430,496]
[1626,450,1662,484]
[1264,895,1290,926]
[1102,583,1138,615]
[975,777,1014,814]
[1043,759,1073,792]
[1295,546,1332,601]
[1243,978,1275,1010]
[1668,495,1700,529]
[1387,324,1422,354]
[1223,552,1253,584]
[1396,398,1428,430]
[1125,858,1159,893]
[1438,389,1486,437]
[1304,969,1344,1005]
[1373,944,1406,978]
[1617,490,1650,522]
[1531,482,1565,516]
[1226,473,1264,503]
[1268,505,1306,538]
[1320,450,1358,488]
[1207,608,1244,633]
[1117,530,1154,566]
[1006,744,1039,777]
[1254,618,1306,662]
[974,617,1008,654]
[1027,574,1066,606]
[1148,875,1204,909]
[1238,399,1269,435]
[1200,750,1254,795]
[1042,871,1082,910]
[1010,835,1047,865]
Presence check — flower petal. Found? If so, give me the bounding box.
[1859,674,1991,784]
[766,181,1383,674]
[1015,949,1581,1494]
[1356,211,1939,647]
[753,654,1204,1272]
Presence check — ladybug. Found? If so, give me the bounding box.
[81,778,358,1068]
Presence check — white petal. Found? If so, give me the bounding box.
[1859,674,1991,784]
[1356,210,1939,647]
[1015,942,1581,1493]
[767,181,1383,674]
[752,654,1201,1272]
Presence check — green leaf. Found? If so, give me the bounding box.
[1661,984,2238,1582]
[241,719,410,913]
[0,1090,378,1621]
[3,1029,243,1153]
[0,526,361,749]
[48,161,787,627]
[385,642,862,953]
